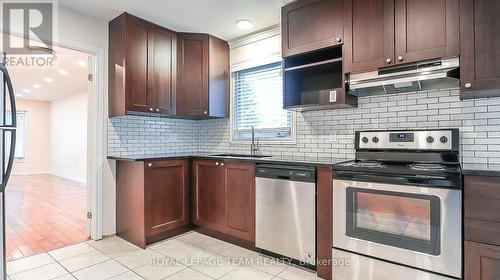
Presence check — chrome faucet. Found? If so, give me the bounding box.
[251,126,259,156]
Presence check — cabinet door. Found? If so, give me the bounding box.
[395,0,459,65]
[144,160,189,237]
[344,0,395,73]
[223,162,255,241]
[465,241,500,280]
[125,15,150,112]
[148,25,177,115]
[282,0,344,57]
[192,160,224,231]
[460,0,500,96]
[177,33,209,117]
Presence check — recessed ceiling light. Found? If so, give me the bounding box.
[44,77,53,83]
[16,93,23,97]
[23,89,31,93]
[59,69,68,75]
[33,84,41,88]
[236,20,254,30]
[77,60,87,67]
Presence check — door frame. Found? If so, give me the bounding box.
[49,39,105,241]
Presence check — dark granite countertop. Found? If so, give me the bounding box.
[107,153,349,167]
[462,169,500,177]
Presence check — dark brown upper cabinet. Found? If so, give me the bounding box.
[344,0,395,73]
[109,13,176,117]
[282,0,344,57]
[459,0,500,99]
[344,0,459,74]
[177,33,229,119]
[395,0,459,65]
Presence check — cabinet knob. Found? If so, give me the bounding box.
[386,58,392,64]
[155,108,160,112]
[215,162,219,166]
[148,163,153,167]
[149,108,154,112]
[203,111,207,115]
[465,82,472,89]
[397,55,403,62]
[336,37,342,43]
[220,162,224,167]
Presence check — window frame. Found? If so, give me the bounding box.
[7,110,28,162]
[229,63,296,145]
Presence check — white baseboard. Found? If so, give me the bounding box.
[11,171,87,186]
[52,172,87,186]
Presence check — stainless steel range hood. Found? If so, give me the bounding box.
[347,58,460,96]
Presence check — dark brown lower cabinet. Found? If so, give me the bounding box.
[116,160,190,248]
[466,241,500,280]
[464,175,500,280]
[192,160,255,243]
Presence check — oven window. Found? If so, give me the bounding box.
[346,188,441,255]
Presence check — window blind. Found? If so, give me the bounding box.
[233,62,292,140]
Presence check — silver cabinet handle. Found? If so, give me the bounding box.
[148,163,153,167]
[386,58,392,63]
[220,162,224,167]
[155,108,160,112]
[215,162,219,166]
[465,82,472,89]
[336,37,342,43]
[397,55,403,62]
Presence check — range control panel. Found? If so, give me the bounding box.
[357,129,457,151]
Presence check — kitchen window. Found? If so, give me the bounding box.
[232,62,293,142]
[6,111,26,160]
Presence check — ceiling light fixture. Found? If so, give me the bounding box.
[77,60,87,67]
[23,89,31,93]
[59,69,68,75]
[16,93,23,97]
[33,84,41,88]
[236,19,254,30]
[44,77,53,83]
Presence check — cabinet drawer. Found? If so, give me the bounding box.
[465,219,500,246]
[465,176,500,199]
[465,195,500,222]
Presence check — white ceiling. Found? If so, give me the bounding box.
[5,43,89,101]
[61,0,287,40]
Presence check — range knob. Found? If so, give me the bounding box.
[440,136,448,143]
[372,137,379,143]
[362,137,369,143]
[426,136,435,143]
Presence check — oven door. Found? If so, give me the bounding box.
[333,179,461,278]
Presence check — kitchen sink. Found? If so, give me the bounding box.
[212,153,271,158]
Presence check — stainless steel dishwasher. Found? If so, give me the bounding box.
[255,164,316,266]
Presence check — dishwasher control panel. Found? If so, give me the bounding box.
[255,165,316,183]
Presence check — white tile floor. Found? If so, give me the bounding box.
[6,231,321,280]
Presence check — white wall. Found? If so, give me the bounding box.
[50,91,88,184]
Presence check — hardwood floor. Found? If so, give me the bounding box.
[4,174,89,261]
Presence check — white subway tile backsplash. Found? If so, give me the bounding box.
[108,89,500,171]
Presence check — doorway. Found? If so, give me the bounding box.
[4,44,92,261]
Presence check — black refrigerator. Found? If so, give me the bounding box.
[0,55,17,279]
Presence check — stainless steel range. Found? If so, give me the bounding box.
[332,129,462,280]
